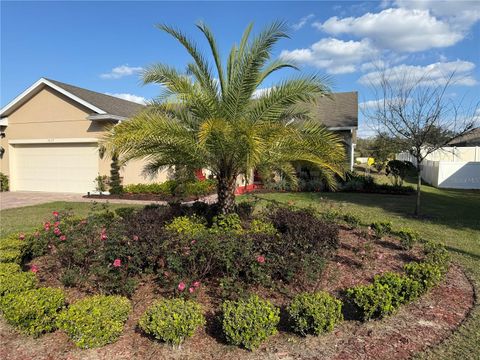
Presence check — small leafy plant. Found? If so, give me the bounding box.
[1,287,65,337]
[0,233,27,263]
[287,292,343,336]
[396,227,419,250]
[57,295,131,349]
[370,221,392,238]
[373,272,422,307]
[222,295,280,350]
[139,298,205,346]
[165,216,207,237]
[346,282,395,320]
[0,271,37,302]
[404,262,443,292]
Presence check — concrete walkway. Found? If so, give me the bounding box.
[0,191,218,211]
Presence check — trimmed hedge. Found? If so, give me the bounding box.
[0,234,26,264]
[57,295,131,349]
[404,262,443,292]
[346,282,395,320]
[139,298,205,345]
[0,262,21,275]
[222,295,280,350]
[0,271,37,301]
[287,292,343,336]
[373,272,422,307]
[1,287,65,337]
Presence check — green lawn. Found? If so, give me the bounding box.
[0,183,479,358]
[240,183,480,360]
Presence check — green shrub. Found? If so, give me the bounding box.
[0,234,26,264]
[404,262,443,292]
[57,295,131,349]
[114,207,136,219]
[343,213,362,227]
[373,272,422,307]
[0,262,21,275]
[423,241,450,274]
[0,172,9,191]
[0,271,37,300]
[1,287,65,337]
[222,295,280,350]
[139,298,205,345]
[165,216,207,237]
[249,219,277,235]
[346,282,395,320]
[211,213,243,234]
[370,221,392,238]
[287,292,343,336]
[396,228,419,250]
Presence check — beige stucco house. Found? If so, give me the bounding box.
[0,78,357,193]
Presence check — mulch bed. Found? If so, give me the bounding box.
[0,227,474,360]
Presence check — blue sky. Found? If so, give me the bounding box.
[1,0,479,136]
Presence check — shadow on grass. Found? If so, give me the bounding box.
[247,184,480,233]
[446,246,480,261]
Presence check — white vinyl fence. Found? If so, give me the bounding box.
[396,147,480,190]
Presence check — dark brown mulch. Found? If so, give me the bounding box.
[0,228,474,360]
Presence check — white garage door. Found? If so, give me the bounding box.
[12,143,99,193]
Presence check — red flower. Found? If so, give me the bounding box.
[54,227,61,236]
[60,235,67,241]
[52,211,59,217]
[113,259,122,267]
[193,281,201,288]
[189,287,195,293]
[178,282,186,292]
[54,221,60,227]
[256,255,265,264]
[44,222,51,231]
[132,235,139,241]
[100,228,107,240]
[30,264,38,273]
[18,233,25,240]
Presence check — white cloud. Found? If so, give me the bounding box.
[105,93,147,104]
[395,0,480,31]
[291,14,315,31]
[358,60,477,87]
[100,65,143,79]
[280,38,378,74]
[316,8,463,52]
[252,87,273,99]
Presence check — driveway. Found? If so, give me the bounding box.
[0,191,217,210]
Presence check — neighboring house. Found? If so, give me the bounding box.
[448,127,480,147]
[0,78,357,193]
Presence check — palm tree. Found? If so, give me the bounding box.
[104,22,346,214]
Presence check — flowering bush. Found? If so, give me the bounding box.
[139,298,205,345]
[287,292,343,336]
[1,287,65,337]
[222,295,280,350]
[57,295,131,349]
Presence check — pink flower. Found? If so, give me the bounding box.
[132,235,139,241]
[191,240,196,245]
[178,282,186,292]
[113,259,122,267]
[256,255,265,264]
[100,228,107,240]
[52,211,59,217]
[60,235,67,241]
[18,233,25,240]
[189,287,195,293]
[193,281,201,288]
[54,221,60,227]
[44,222,51,231]
[54,227,61,236]
[30,264,38,273]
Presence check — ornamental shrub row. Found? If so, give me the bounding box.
[0,233,27,264]
[123,179,216,197]
[347,242,450,321]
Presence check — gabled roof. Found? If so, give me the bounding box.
[304,91,358,129]
[448,127,480,146]
[0,78,145,119]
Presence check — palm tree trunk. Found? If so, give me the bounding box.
[217,176,236,214]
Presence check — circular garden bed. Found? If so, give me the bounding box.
[0,203,474,359]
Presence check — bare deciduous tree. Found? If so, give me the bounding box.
[363,67,478,215]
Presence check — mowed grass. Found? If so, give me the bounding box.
[240,183,480,360]
[0,201,142,237]
[0,183,479,358]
